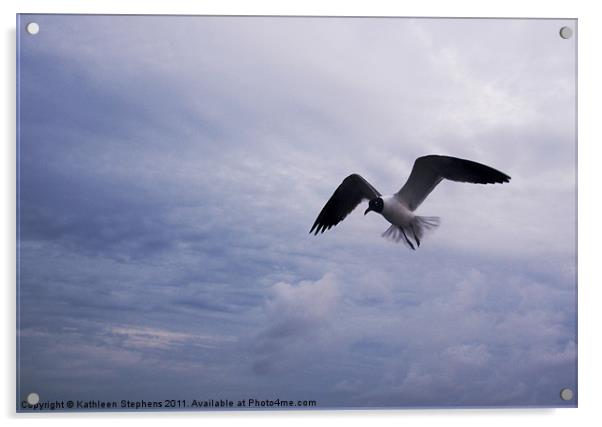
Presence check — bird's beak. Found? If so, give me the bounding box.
[364,207,372,215]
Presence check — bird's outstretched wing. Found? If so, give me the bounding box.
[310,174,381,235]
[396,155,511,211]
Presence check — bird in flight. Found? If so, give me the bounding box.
[310,155,510,249]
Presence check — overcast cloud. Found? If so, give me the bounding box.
[17,15,576,409]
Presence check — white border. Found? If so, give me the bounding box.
[2,1,600,426]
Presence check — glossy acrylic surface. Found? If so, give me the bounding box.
[17,15,577,411]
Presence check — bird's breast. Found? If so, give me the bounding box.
[381,196,414,227]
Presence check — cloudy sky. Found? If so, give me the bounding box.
[17,15,576,409]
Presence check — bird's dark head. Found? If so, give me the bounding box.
[364,197,384,215]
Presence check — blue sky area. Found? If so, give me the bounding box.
[17,15,576,409]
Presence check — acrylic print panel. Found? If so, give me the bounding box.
[16,15,577,411]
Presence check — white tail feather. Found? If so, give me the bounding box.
[381,216,440,249]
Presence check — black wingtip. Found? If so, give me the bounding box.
[481,172,511,185]
[495,175,511,184]
[494,167,511,183]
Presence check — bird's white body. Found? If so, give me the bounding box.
[378,195,439,248]
[381,196,414,228]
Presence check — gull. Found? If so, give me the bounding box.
[310,155,510,249]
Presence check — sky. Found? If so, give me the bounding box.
[17,15,576,409]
